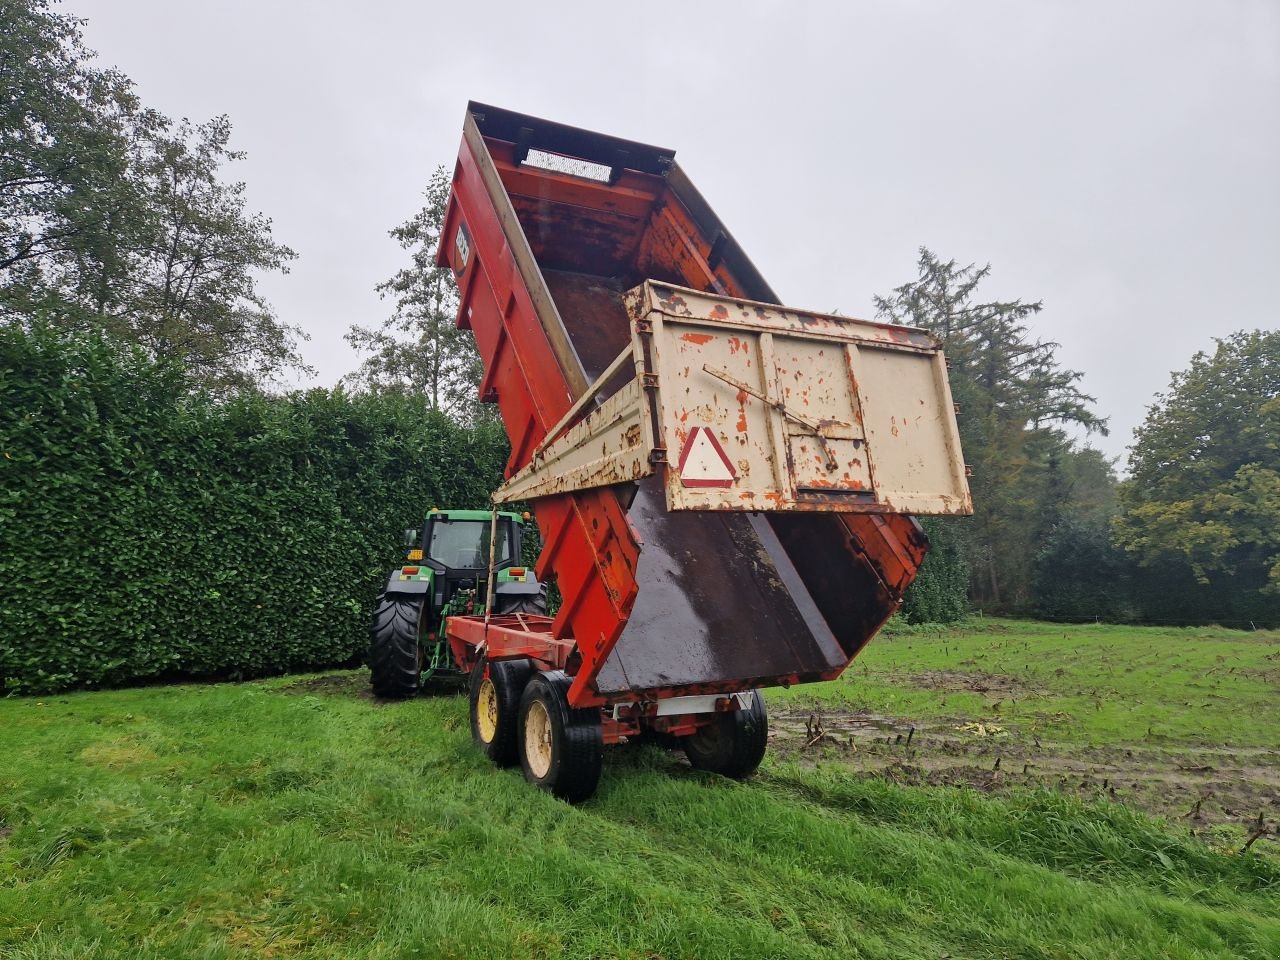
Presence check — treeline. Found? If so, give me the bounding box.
[0,326,508,693]
[890,253,1278,629]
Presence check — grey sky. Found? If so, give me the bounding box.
[78,0,1278,467]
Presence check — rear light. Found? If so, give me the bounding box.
[403,566,420,575]
[509,567,526,577]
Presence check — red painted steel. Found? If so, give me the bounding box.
[446,613,572,673]
[439,103,929,709]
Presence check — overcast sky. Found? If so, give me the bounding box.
[78,0,1278,467]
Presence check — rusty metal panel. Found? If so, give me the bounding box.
[496,376,652,502]
[630,282,972,516]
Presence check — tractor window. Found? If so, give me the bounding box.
[427,520,511,570]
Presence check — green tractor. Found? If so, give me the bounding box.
[369,508,547,698]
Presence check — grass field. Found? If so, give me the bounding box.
[1,620,1277,959]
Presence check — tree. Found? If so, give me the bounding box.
[876,248,1107,611]
[1,1,306,391]
[115,115,306,392]
[0,0,139,304]
[1115,330,1280,613]
[345,165,485,420]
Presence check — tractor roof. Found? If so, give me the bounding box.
[428,509,525,523]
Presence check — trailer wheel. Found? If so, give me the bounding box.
[369,593,423,699]
[470,657,532,767]
[518,671,603,803]
[683,690,768,779]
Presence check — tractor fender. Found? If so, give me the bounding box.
[384,571,432,596]
[495,580,542,597]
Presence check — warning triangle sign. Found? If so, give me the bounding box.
[677,427,737,488]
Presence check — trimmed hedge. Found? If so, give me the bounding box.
[900,517,970,624]
[0,326,508,693]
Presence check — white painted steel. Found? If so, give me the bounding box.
[493,281,971,517]
[611,692,756,719]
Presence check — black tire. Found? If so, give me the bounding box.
[492,586,549,616]
[470,657,533,767]
[682,690,768,779]
[518,671,603,803]
[369,593,423,699]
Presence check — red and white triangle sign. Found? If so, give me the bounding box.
[677,426,737,488]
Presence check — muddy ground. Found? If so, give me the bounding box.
[769,703,1280,846]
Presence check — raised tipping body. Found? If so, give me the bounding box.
[438,103,965,718]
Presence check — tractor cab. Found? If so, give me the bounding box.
[423,510,514,578]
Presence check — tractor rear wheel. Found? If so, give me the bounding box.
[492,586,549,616]
[470,657,533,767]
[369,593,423,699]
[682,690,768,779]
[518,671,603,803]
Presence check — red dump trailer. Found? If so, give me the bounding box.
[436,103,970,801]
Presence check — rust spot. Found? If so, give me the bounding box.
[736,410,748,433]
[681,332,714,345]
[624,424,642,446]
[728,336,748,355]
[710,304,729,320]
[764,490,785,507]
[890,416,899,438]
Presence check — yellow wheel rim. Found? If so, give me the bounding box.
[524,699,553,779]
[476,677,499,744]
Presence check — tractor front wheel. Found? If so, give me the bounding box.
[518,671,603,803]
[470,657,533,766]
[682,690,768,779]
[369,594,423,699]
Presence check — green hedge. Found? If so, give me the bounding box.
[0,326,508,693]
[900,517,970,623]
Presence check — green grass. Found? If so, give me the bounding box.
[2,623,1278,960]
[771,618,1280,747]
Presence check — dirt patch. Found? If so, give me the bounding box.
[277,671,466,702]
[767,705,1280,847]
[908,670,1042,700]
[277,673,375,700]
